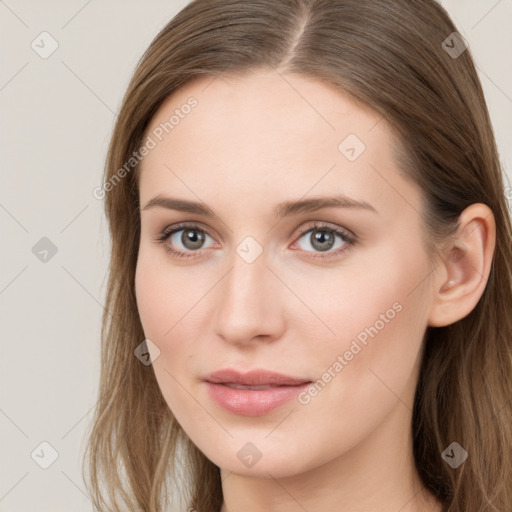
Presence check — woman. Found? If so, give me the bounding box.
[83,1,512,511]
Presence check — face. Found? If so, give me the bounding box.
[135,70,435,478]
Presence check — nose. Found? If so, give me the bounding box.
[212,247,286,346]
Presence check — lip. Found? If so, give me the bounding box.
[204,369,312,416]
[205,368,310,386]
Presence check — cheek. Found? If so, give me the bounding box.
[283,235,430,356]
[134,248,210,394]
[135,246,203,339]
[294,242,431,423]
[135,252,188,394]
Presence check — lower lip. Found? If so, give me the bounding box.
[205,382,311,416]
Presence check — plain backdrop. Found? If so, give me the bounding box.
[1,1,511,510]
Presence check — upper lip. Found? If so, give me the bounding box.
[205,369,311,386]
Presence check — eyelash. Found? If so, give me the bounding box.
[154,221,357,260]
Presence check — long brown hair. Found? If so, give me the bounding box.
[82,1,512,510]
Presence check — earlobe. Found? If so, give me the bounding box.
[428,203,496,328]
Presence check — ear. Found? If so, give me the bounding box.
[428,203,496,327]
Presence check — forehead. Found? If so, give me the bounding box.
[141,69,384,156]
[137,69,420,221]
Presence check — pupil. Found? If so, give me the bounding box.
[183,229,204,249]
[312,229,334,252]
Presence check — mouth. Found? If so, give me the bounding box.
[204,368,312,416]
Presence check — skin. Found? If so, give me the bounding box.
[134,69,495,512]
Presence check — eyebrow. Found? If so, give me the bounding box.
[141,194,377,219]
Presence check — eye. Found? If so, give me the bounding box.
[292,222,355,259]
[154,221,356,260]
[155,222,215,259]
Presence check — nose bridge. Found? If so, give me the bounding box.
[213,243,284,343]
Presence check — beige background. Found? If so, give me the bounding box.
[0,0,511,510]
